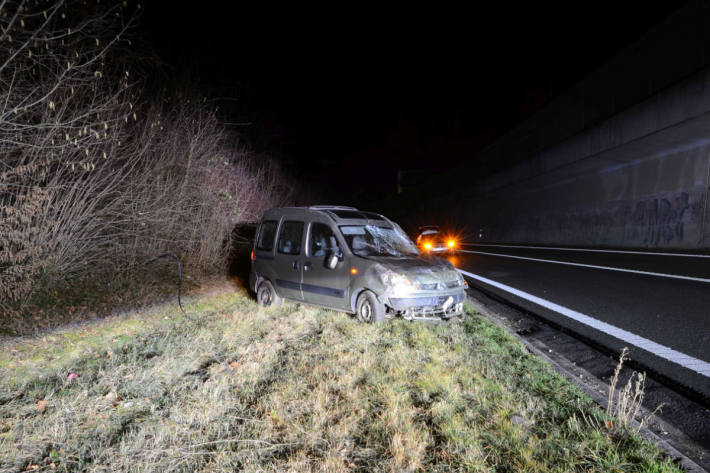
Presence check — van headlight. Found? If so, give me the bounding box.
[456,273,465,286]
[380,270,416,296]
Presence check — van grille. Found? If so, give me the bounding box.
[419,282,440,290]
[418,280,460,291]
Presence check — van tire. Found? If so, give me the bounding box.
[356,290,385,323]
[257,280,282,307]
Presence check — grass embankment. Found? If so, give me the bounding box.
[0,287,681,472]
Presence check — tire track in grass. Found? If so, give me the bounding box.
[102,305,325,472]
[200,310,357,472]
[284,314,388,472]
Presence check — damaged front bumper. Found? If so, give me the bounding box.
[383,291,466,321]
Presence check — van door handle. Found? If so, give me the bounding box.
[303,261,312,271]
[292,260,300,270]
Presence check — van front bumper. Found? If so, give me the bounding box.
[384,290,466,320]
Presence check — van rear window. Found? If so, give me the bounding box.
[256,220,277,251]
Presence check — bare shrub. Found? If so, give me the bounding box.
[113,94,293,271]
[0,0,137,310]
[606,348,663,432]
[0,1,293,315]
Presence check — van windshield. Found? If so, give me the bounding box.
[340,225,420,257]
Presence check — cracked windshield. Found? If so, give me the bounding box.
[340,225,420,257]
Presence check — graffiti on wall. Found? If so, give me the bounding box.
[626,191,690,245]
[483,190,704,248]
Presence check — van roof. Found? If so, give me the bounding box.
[261,206,389,224]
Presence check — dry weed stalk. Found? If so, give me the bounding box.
[606,347,663,432]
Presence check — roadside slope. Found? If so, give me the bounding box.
[0,287,683,472]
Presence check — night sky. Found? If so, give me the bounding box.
[139,2,684,204]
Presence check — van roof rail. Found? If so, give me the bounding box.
[309,205,359,211]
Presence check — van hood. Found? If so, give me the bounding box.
[371,255,451,272]
[365,255,461,284]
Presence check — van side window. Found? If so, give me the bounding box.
[277,221,304,255]
[309,223,341,257]
[256,220,277,251]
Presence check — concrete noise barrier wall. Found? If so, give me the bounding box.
[458,66,710,250]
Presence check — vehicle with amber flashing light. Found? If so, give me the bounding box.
[415,225,457,254]
[249,206,466,322]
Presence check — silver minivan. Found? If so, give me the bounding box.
[249,206,466,322]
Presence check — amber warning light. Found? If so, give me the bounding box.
[350,267,358,275]
[423,242,432,251]
[447,240,456,248]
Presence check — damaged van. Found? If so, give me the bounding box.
[249,206,466,322]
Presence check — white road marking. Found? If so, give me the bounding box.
[460,243,710,258]
[459,249,710,283]
[457,268,710,377]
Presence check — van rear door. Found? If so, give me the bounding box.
[272,220,305,301]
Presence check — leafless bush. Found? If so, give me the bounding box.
[115,95,293,271]
[0,0,293,314]
[0,0,137,309]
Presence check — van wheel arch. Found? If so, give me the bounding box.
[355,290,386,323]
[351,288,386,312]
[253,275,264,293]
[350,288,367,313]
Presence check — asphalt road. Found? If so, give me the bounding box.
[447,244,710,399]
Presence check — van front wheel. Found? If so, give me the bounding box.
[356,290,385,323]
[257,280,282,307]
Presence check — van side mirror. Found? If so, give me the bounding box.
[326,253,339,270]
